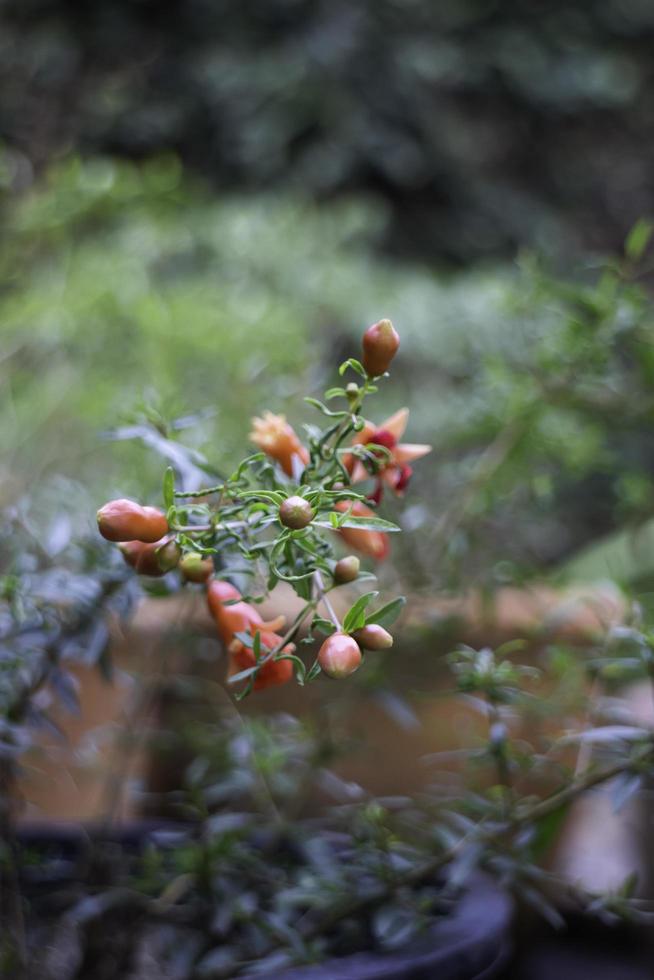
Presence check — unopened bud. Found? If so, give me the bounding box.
[279,495,315,530]
[118,537,180,576]
[98,498,168,543]
[361,319,400,377]
[333,555,360,584]
[180,551,214,583]
[352,624,393,650]
[318,632,362,679]
[346,382,359,404]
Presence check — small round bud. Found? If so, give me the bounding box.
[352,624,393,650]
[153,538,182,573]
[333,555,361,584]
[180,552,214,583]
[361,318,400,377]
[346,382,359,404]
[279,495,315,530]
[98,498,168,543]
[318,632,362,679]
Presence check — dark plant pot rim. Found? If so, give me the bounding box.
[16,820,512,980]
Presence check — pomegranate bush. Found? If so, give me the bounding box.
[97,320,430,696]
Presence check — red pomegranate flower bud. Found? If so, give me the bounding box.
[230,633,295,690]
[279,495,315,530]
[97,498,169,543]
[334,501,390,561]
[333,555,361,584]
[180,552,214,583]
[318,632,362,679]
[352,624,393,650]
[249,411,309,477]
[119,537,180,576]
[361,318,400,377]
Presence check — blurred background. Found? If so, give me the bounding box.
[6,4,654,976]
[4,0,654,584]
[4,0,654,866]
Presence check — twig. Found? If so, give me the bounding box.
[313,570,341,629]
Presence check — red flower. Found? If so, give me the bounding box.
[347,408,431,503]
[207,579,293,691]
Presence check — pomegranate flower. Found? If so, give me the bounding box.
[249,411,309,477]
[207,579,294,690]
[347,407,431,504]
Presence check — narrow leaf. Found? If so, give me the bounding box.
[343,591,379,632]
[366,596,406,627]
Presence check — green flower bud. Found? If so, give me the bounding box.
[279,495,315,530]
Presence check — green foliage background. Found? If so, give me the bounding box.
[4,155,654,589]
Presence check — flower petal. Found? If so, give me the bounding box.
[394,443,432,464]
[381,407,409,440]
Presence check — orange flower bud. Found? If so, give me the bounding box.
[334,501,390,561]
[279,495,315,530]
[230,634,295,690]
[333,555,361,584]
[119,537,180,576]
[206,580,293,690]
[361,318,400,377]
[98,499,169,543]
[207,584,263,645]
[180,552,214,583]
[249,411,309,477]
[352,624,393,650]
[318,632,362,679]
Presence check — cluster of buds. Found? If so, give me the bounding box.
[98,499,214,583]
[97,317,427,696]
[97,499,169,543]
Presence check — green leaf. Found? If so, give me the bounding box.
[228,664,259,685]
[314,515,401,533]
[626,218,653,261]
[277,653,306,684]
[338,358,366,378]
[304,397,349,419]
[343,591,379,632]
[163,466,175,509]
[365,596,406,628]
[325,387,346,400]
[306,662,323,681]
[530,802,571,859]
